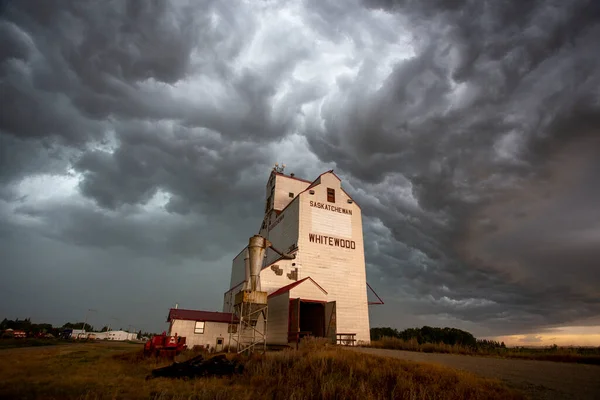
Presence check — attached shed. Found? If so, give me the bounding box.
[266,277,335,345]
[167,309,237,351]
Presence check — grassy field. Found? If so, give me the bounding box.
[0,338,525,400]
[369,337,600,365]
[0,338,63,349]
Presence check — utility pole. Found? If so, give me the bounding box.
[82,309,97,333]
[108,317,120,333]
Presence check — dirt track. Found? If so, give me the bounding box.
[352,347,600,400]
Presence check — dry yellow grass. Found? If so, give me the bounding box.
[370,337,600,365]
[0,339,525,400]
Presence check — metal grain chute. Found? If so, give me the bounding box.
[243,249,250,291]
[247,235,269,292]
[232,234,296,354]
[244,235,296,292]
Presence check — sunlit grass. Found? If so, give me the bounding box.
[0,338,524,399]
[369,337,600,365]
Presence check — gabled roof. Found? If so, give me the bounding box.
[167,308,237,323]
[272,171,312,184]
[306,169,336,190]
[268,277,328,299]
[300,170,360,209]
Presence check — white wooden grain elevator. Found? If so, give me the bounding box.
[223,165,379,348]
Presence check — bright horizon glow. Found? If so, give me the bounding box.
[485,325,600,347]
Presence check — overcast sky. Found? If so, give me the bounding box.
[1,0,599,344]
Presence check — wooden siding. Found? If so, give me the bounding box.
[265,198,300,266]
[310,206,353,238]
[229,249,247,290]
[289,279,328,302]
[273,174,310,211]
[260,259,299,295]
[266,293,290,345]
[168,320,231,350]
[297,173,371,344]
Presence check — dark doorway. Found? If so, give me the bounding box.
[299,301,325,337]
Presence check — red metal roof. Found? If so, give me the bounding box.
[268,277,327,299]
[167,309,237,323]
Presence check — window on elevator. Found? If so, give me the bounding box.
[327,188,335,203]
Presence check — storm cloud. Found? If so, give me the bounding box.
[1,0,599,338]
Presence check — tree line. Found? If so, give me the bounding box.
[1,318,158,339]
[370,326,506,349]
[1,318,57,336]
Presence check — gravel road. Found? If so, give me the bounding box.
[352,347,600,400]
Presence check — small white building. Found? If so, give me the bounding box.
[70,329,91,339]
[167,308,236,352]
[95,330,137,341]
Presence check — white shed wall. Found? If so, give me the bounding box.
[169,320,230,350]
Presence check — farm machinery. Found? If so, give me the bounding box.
[143,332,187,358]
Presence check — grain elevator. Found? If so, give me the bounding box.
[223,165,377,349]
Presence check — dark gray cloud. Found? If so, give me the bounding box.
[310,0,600,334]
[1,0,599,338]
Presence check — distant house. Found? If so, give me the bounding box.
[167,308,237,352]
